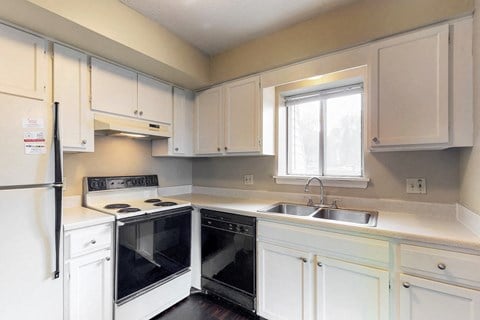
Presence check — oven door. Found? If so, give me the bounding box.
[115,207,192,304]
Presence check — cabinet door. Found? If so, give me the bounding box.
[172,87,193,155]
[65,249,113,320]
[315,256,389,320]
[194,86,223,154]
[224,76,261,153]
[0,23,46,100]
[53,44,93,152]
[369,24,449,149]
[137,74,172,123]
[91,57,137,118]
[399,274,480,320]
[257,241,313,320]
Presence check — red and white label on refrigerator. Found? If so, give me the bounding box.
[24,131,46,155]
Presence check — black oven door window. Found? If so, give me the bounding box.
[201,226,255,295]
[116,209,191,302]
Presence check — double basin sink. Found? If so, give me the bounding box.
[258,202,378,227]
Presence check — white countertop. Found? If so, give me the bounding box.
[167,193,480,252]
[63,196,115,231]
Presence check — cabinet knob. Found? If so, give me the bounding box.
[437,263,446,270]
[224,146,228,151]
[139,111,143,116]
[217,147,221,152]
[134,110,138,115]
[81,139,87,145]
[174,147,179,151]
[299,257,307,263]
[403,282,411,288]
[317,262,322,267]
[105,257,111,261]
[90,239,96,245]
[372,137,379,144]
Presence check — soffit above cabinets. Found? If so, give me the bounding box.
[119,0,357,55]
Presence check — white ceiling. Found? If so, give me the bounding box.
[120,0,356,55]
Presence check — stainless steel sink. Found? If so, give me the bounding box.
[258,202,378,226]
[258,202,319,216]
[311,208,378,227]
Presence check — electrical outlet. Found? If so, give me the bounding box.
[406,178,426,194]
[243,174,254,185]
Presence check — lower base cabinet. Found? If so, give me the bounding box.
[399,274,480,320]
[257,241,390,320]
[65,249,113,320]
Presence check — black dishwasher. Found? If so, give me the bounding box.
[200,209,256,312]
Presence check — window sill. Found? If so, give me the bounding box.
[273,175,369,189]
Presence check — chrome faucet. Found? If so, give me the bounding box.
[304,177,325,206]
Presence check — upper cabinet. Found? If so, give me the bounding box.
[91,58,172,124]
[368,19,473,151]
[194,75,274,156]
[0,23,46,100]
[152,87,194,157]
[53,44,94,152]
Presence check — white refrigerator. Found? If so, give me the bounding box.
[0,91,63,319]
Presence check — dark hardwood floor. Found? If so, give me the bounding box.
[151,292,257,320]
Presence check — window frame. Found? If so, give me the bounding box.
[274,68,369,189]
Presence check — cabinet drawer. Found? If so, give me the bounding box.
[400,244,480,287]
[65,223,112,259]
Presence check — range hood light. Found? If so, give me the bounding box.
[115,133,149,139]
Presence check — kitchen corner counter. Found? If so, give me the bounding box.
[63,196,114,231]
[168,193,480,252]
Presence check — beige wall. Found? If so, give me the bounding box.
[63,136,192,196]
[210,0,473,83]
[459,0,480,213]
[0,0,210,88]
[193,150,459,203]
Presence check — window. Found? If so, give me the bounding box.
[283,83,363,178]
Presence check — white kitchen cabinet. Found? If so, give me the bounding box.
[137,74,172,124]
[194,75,274,156]
[91,57,137,118]
[64,223,114,320]
[257,241,313,320]
[194,86,223,155]
[53,44,93,152]
[152,87,193,157]
[399,274,480,320]
[315,255,389,320]
[0,23,46,100]
[369,19,473,151]
[257,220,390,320]
[224,76,261,153]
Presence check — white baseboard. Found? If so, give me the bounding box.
[457,204,480,237]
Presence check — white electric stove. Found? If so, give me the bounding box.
[83,175,193,320]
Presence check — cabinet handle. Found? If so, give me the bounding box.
[372,137,379,143]
[105,257,111,261]
[90,239,96,245]
[174,147,179,151]
[224,146,228,151]
[317,262,322,267]
[81,139,87,145]
[217,147,221,152]
[403,282,411,288]
[437,263,446,270]
[299,257,307,263]
[139,111,143,116]
[134,110,138,115]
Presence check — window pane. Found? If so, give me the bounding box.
[324,93,362,176]
[287,101,320,175]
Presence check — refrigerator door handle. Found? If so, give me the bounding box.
[53,102,63,279]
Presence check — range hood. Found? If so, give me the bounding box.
[94,114,171,139]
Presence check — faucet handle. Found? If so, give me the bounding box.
[306,198,315,206]
[330,199,340,209]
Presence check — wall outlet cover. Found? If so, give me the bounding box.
[406,178,426,194]
[243,174,254,185]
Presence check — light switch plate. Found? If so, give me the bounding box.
[406,178,426,194]
[243,174,254,185]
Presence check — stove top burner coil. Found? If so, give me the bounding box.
[154,201,178,207]
[117,207,141,213]
[145,199,162,203]
[104,203,130,209]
